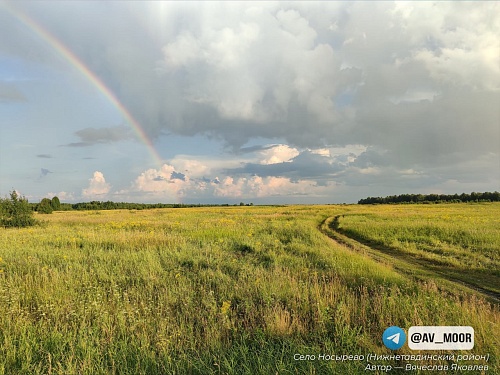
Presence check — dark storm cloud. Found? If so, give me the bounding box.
[237,144,277,154]
[228,150,346,181]
[36,154,52,158]
[170,171,186,181]
[5,2,497,159]
[159,2,498,162]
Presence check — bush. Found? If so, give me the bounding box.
[51,196,61,211]
[38,198,54,214]
[0,191,37,228]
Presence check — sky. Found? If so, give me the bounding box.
[0,1,498,204]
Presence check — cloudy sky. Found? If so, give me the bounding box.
[1,1,498,204]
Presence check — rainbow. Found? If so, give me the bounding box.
[3,2,164,168]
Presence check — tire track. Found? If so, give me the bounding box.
[319,215,500,304]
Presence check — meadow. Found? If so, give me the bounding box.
[332,204,500,298]
[0,204,498,374]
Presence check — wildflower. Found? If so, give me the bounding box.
[221,300,231,315]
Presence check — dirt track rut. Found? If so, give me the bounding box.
[319,216,500,304]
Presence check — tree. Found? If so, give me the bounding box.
[0,190,37,227]
[38,198,54,214]
[51,196,61,211]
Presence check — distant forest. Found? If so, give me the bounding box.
[358,191,500,204]
[31,200,255,212]
[25,191,500,213]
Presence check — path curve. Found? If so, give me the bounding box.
[318,215,500,304]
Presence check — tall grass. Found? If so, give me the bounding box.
[336,203,500,296]
[337,204,500,266]
[0,205,498,374]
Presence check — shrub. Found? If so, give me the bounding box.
[51,196,61,211]
[38,198,54,214]
[0,191,37,227]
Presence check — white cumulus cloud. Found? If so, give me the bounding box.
[258,144,300,165]
[82,171,111,198]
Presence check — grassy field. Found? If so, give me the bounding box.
[333,203,500,297]
[0,204,498,374]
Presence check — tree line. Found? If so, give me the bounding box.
[358,191,500,204]
[1,191,258,228]
[46,201,253,211]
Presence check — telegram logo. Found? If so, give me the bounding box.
[383,326,406,350]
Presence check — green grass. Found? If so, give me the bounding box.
[0,205,498,374]
[335,203,500,296]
